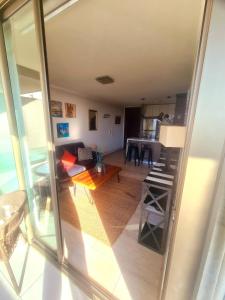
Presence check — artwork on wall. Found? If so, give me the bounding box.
[115,116,121,124]
[65,103,76,118]
[57,123,69,138]
[51,100,63,117]
[103,113,111,118]
[89,109,98,130]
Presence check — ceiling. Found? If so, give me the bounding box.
[44,0,204,105]
[9,0,204,106]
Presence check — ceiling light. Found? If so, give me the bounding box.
[96,76,114,84]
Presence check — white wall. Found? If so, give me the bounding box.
[50,86,124,154]
[164,1,225,299]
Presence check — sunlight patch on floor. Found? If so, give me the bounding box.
[61,151,162,300]
[0,237,89,300]
[70,185,111,244]
[67,187,133,298]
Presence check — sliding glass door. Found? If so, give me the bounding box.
[0,77,19,195]
[0,0,62,255]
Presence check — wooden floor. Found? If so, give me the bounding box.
[59,150,163,300]
[60,175,141,245]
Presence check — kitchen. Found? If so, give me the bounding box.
[124,93,187,164]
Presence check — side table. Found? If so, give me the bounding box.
[138,169,174,254]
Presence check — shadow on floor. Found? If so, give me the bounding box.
[59,150,163,299]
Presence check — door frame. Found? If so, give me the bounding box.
[0,1,112,298]
[0,0,213,298]
[0,0,63,262]
[159,0,212,298]
[32,0,63,262]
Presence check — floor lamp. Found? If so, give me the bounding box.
[159,125,186,172]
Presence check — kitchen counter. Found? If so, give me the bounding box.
[126,138,161,162]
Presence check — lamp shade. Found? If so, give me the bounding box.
[159,125,186,148]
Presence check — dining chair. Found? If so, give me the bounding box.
[0,190,27,294]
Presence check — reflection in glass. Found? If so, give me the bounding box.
[0,77,19,194]
[3,2,57,250]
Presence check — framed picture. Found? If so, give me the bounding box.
[57,123,69,138]
[89,109,98,130]
[115,116,121,124]
[103,113,111,118]
[65,103,76,118]
[51,100,63,117]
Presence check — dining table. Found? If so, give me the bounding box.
[33,162,49,177]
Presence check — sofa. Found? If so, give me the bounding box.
[55,142,96,182]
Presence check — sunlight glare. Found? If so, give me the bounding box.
[67,185,132,298]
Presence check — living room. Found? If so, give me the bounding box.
[42,1,203,298]
[0,0,205,299]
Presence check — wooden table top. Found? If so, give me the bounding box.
[71,164,121,190]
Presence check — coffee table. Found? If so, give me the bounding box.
[71,164,122,204]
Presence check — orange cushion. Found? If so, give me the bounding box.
[61,150,77,171]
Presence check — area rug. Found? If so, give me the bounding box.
[59,175,141,245]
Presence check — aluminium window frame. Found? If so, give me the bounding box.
[0,0,215,299]
[0,1,112,298]
[0,0,63,263]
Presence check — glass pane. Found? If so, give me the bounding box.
[3,2,57,250]
[0,77,19,194]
